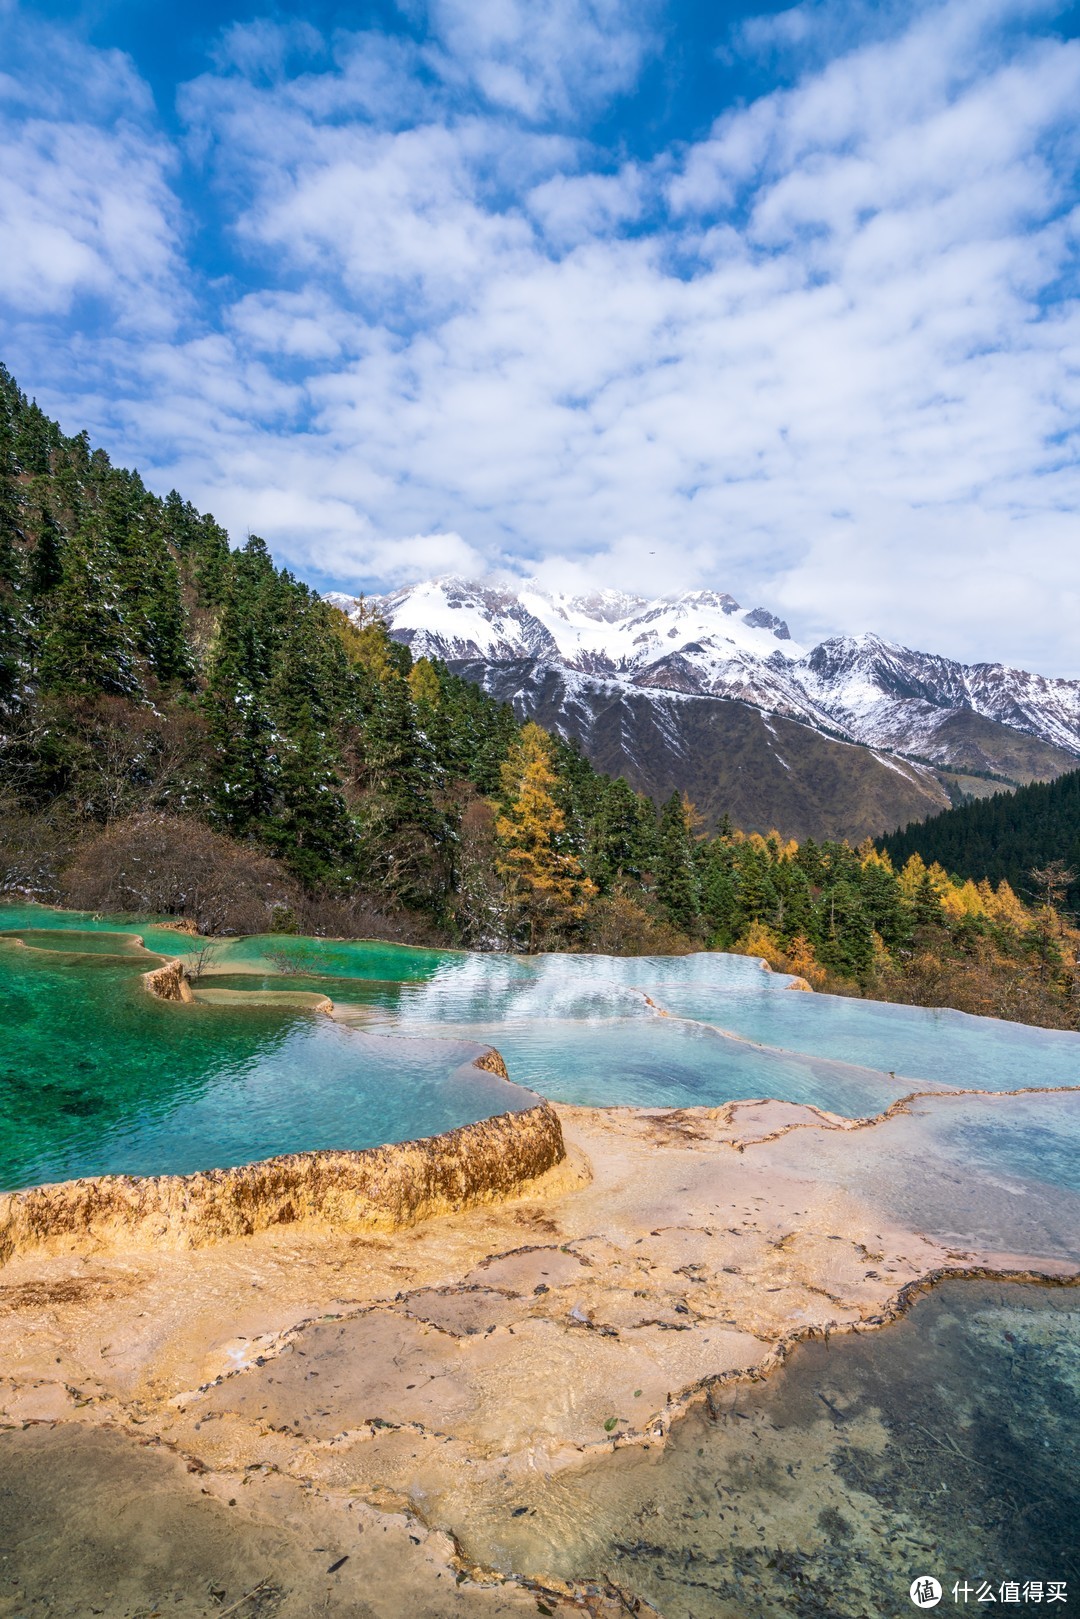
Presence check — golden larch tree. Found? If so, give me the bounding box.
[495,723,596,949]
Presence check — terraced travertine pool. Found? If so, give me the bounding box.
[2,904,1079,1618]
[2,902,1079,1191]
[450,1279,1080,1616]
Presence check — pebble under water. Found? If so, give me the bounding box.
[455,1281,1080,1618]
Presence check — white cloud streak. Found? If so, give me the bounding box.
[0,9,184,328]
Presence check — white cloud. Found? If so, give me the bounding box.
[3,0,1080,675]
[212,18,324,79]
[421,0,658,122]
[0,13,183,328]
[527,165,647,247]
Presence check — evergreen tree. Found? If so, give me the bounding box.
[732,841,779,935]
[656,791,701,932]
[587,776,657,891]
[817,879,875,979]
[137,524,191,685]
[700,836,739,943]
[0,381,24,712]
[355,660,450,908]
[203,537,281,834]
[858,852,909,948]
[777,862,816,944]
[39,514,141,697]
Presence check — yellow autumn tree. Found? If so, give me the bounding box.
[495,723,596,949]
[407,656,441,708]
[329,600,398,682]
[738,918,787,970]
[983,878,1030,928]
[940,877,987,923]
[786,933,827,988]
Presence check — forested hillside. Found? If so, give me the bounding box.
[0,364,718,952]
[2,365,1076,1028]
[697,828,1079,1030]
[880,770,1080,914]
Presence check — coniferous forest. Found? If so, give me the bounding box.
[2,363,1078,1028]
[880,770,1080,915]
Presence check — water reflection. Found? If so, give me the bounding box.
[3,906,1080,1191]
[0,941,532,1189]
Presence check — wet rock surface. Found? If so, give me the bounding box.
[0,1098,1076,1617]
[0,1099,566,1262]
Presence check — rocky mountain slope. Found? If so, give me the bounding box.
[327,579,1080,839]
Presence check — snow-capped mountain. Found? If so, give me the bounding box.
[328,578,836,725]
[335,577,801,672]
[326,578,1080,838]
[797,634,1080,759]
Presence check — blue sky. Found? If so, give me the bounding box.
[2,0,1079,671]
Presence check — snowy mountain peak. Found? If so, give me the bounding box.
[333,576,807,672]
[325,577,1080,769]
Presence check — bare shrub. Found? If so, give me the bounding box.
[292,888,451,946]
[450,792,509,949]
[580,892,695,956]
[59,814,302,936]
[0,795,68,899]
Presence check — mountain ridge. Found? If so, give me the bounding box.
[327,577,1080,839]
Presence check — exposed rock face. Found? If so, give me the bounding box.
[474,1047,510,1079]
[143,958,193,1003]
[458,657,953,840]
[331,578,1080,835]
[0,1101,567,1263]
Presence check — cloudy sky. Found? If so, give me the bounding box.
[2,0,1079,671]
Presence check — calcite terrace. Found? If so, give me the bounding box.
[2,1090,1076,1616]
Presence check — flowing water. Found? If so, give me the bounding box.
[2,907,1079,1615]
[0,928,532,1189]
[2,904,1079,1188]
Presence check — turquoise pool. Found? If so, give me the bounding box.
[1,905,1078,1191]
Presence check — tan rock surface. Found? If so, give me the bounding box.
[1,1097,1076,1617]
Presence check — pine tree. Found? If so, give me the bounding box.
[137,525,191,685]
[777,862,816,944]
[0,383,24,712]
[656,791,701,932]
[700,838,738,944]
[203,537,281,834]
[586,776,656,891]
[38,514,141,697]
[355,660,450,908]
[732,840,779,935]
[817,879,875,979]
[858,850,909,949]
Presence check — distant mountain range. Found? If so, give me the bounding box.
[326,579,1080,840]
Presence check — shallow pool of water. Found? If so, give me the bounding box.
[0,937,532,1189]
[452,1280,1080,1618]
[766,1089,1080,1265]
[3,905,1079,1189]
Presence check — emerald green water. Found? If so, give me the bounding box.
[1,905,1079,1195]
[0,930,533,1190]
